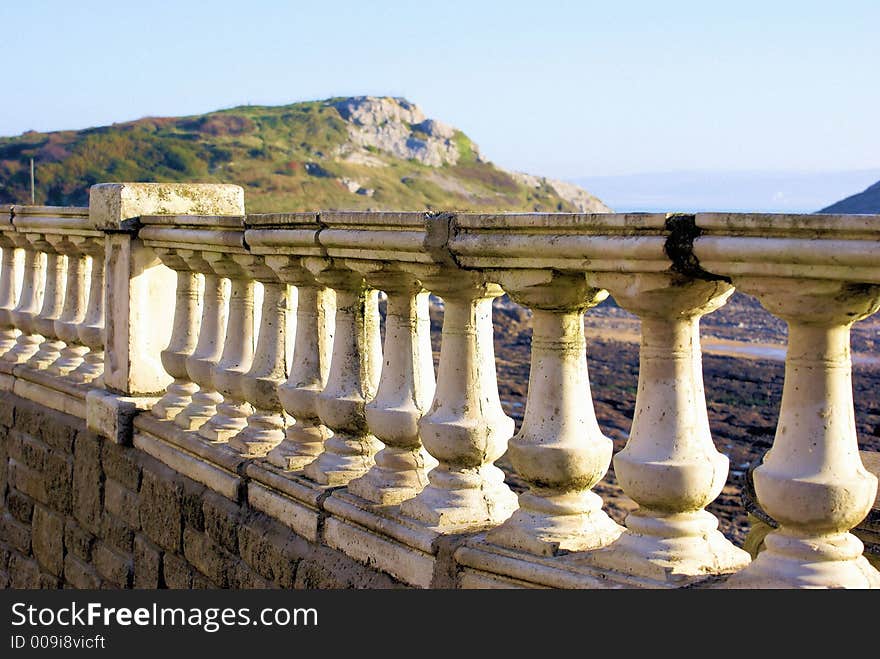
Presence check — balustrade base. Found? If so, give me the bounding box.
[584,512,751,584]
[454,540,730,589]
[0,360,14,392]
[86,390,158,446]
[134,415,248,500]
[245,462,331,543]
[11,365,88,419]
[399,471,519,529]
[722,530,880,589]
[321,490,444,588]
[486,505,625,558]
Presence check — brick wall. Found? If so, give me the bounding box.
[0,394,405,589]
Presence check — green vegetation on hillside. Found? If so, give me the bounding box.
[0,98,598,213]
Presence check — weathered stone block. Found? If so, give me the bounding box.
[86,390,155,446]
[100,512,135,554]
[8,459,46,506]
[133,534,161,589]
[8,429,48,471]
[0,543,10,571]
[181,480,206,533]
[93,541,132,588]
[1,513,31,553]
[191,573,218,589]
[0,397,15,428]
[161,553,193,589]
[293,548,405,589]
[104,478,140,527]
[64,554,101,589]
[183,528,233,588]
[32,506,64,577]
[0,433,7,500]
[64,520,95,561]
[139,465,182,553]
[72,432,103,533]
[13,403,80,455]
[203,491,240,554]
[102,441,141,491]
[40,421,79,456]
[38,572,61,589]
[7,489,34,523]
[43,450,73,514]
[9,553,40,588]
[30,406,84,453]
[89,182,244,230]
[237,518,302,588]
[229,561,274,589]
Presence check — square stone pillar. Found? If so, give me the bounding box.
[86,183,244,443]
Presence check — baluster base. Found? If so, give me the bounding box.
[303,432,382,486]
[400,464,517,528]
[27,339,66,370]
[0,329,18,355]
[587,509,750,582]
[67,350,103,384]
[266,424,333,471]
[198,399,253,442]
[152,380,199,420]
[487,490,624,557]
[46,344,89,376]
[724,529,880,588]
[3,335,44,364]
[228,408,286,457]
[174,389,223,431]
[347,447,435,505]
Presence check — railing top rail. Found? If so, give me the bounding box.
[244,212,319,227]
[11,205,89,217]
[9,204,97,237]
[453,211,669,233]
[696,211,880,237]
[139,214,244,228]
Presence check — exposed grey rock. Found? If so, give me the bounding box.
[328,96,465,167]
[509,170,612,213]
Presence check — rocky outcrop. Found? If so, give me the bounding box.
[330,97,467,167]
[509,171,612,213]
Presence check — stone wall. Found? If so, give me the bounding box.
[0,393,405,589]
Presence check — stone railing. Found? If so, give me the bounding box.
[1,183,878,589]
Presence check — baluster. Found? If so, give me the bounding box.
[229,257,292,456]
[725,278,880,588]
[400,276,517,527]
[586,273,750,579]
[348,271,437,504]
[198,255,255,442]
[152,248,201,420]
[27,237,66,370]
[0,238,19,354]
[266,259,334,470]
[174,253,228,430]
[487,271,623,555]
[46,236,89,375]
[302,261,382,486]
[68,238,105,385]
[4,234,46,363]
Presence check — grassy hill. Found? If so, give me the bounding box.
[821,179,880,213]
[0,96,609,214]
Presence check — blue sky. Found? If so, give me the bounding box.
[2,1,878,203]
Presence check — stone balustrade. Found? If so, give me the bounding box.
[1,184,878,589]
